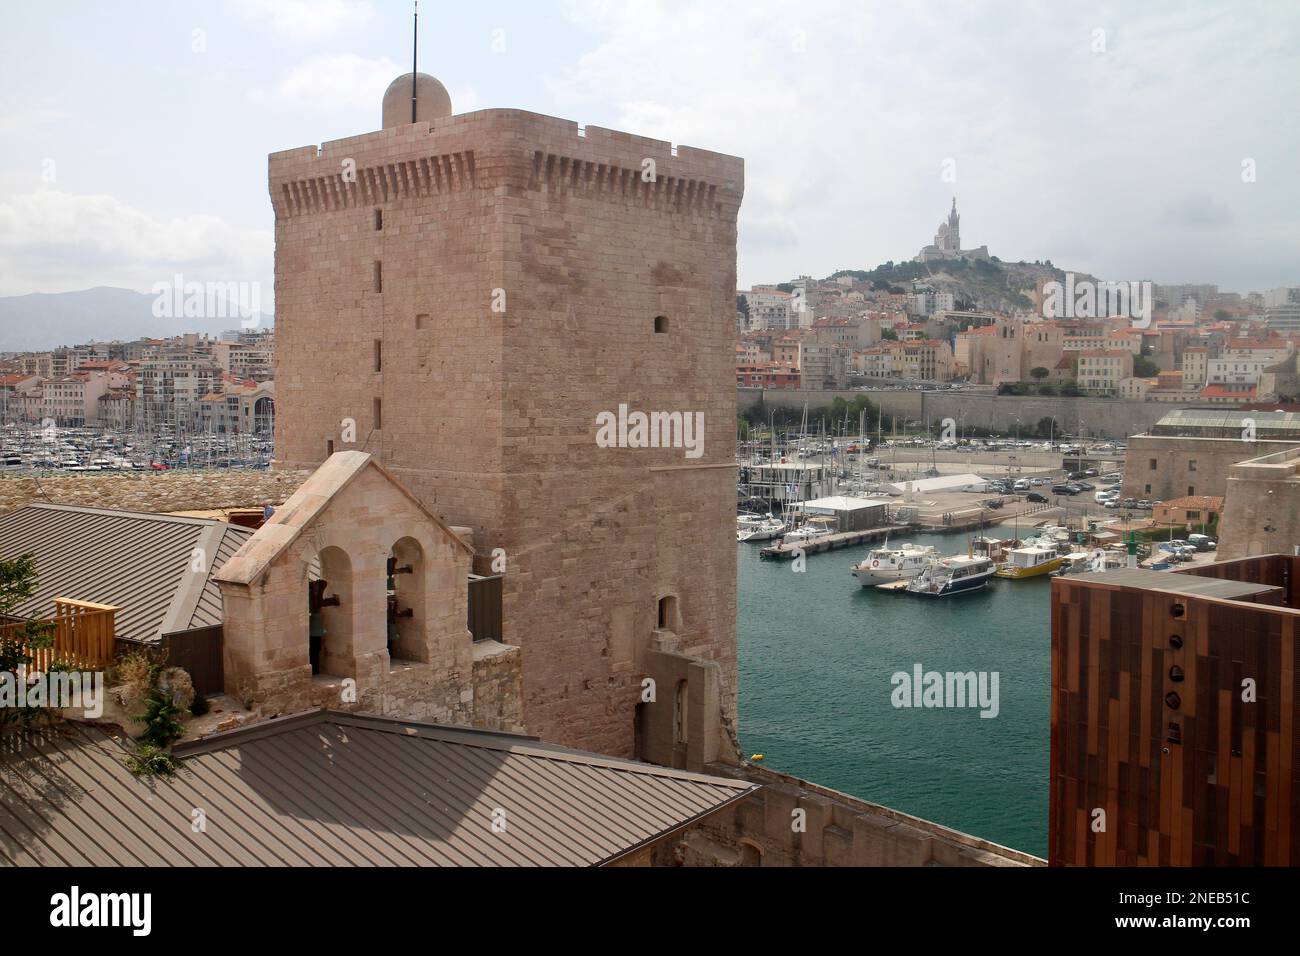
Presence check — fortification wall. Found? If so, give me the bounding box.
[740,387,1175,438]
[272,108,744,758]
[0,470,311,517]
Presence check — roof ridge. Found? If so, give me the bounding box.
[11,502,230,527]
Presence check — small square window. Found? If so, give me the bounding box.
[654,315,669,334]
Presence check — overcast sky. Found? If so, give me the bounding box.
[1,0,1297,312]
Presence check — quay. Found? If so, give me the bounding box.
[759,523,914,560]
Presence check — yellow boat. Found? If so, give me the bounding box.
[995,545,1066,579]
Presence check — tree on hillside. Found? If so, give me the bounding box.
[1133,355,1160,377]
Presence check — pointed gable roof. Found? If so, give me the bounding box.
[213,451,472,587]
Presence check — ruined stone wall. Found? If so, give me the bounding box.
[1218,448,1300,559]
[656,763,1042,867]
[271,110,743,757]
[470,640,524,733]
[0,470,310,517]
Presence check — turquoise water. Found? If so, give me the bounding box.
[737,530,1050,857]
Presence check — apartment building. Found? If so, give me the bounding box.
[1075,349,1134,395]
[40,372,110,426]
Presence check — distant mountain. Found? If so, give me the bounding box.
[0,287,273,352]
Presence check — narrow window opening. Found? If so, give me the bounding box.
[373,397,382,430]
[373,261,383,293]
[657,594,678,631]
[327,439,334,456]
[374,339,382,373]
[374,208,383,230]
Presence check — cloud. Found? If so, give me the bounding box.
[544,0,1300,291]
[1159,197,1234,230]
[235,0,373,43]
[0,109,72,136]
[0,189,273,302]
[250,54,402,112]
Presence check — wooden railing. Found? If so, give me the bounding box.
[0,598,118,671]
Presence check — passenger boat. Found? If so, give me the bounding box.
[905,555,997,596]
[994,545,1066,579]
[850,543,936,586]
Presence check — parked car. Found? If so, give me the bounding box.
[1188,534,1216,551]
[1136,499,1153,509]
[1051,484,1078,496]
[1026,491,1048,503]
[1013,479,1030,491]
[1030,477,1046,486]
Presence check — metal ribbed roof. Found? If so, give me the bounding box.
[0,713,756,867]
[0,503,253,641]
[1151,407,1300,438]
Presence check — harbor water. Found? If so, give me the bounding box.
[737,528,1050,857]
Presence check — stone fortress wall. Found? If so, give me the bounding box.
[271,106,744,760]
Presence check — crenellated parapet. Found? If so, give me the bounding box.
[269,109,743,222]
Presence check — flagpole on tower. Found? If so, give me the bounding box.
[411,1,419,123]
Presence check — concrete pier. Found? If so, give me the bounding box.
[758,523,913,560]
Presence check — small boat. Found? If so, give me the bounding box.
[1052,551,1094,577]
[737,516,786,542]
[905,555,997,596]
[851,543,936,586]
[995,545,1066,579]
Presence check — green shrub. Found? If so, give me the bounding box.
[126,743,178,778]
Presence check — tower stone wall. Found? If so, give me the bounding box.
[270,107,744,756]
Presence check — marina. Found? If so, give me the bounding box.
[737,527,1052,856]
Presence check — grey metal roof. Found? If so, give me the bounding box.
[1151,407,1300,439]
[1068,568,1281,601]
[0,503,253,641]
[0,712,757,867]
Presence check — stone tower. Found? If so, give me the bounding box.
[269,76,744,764]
